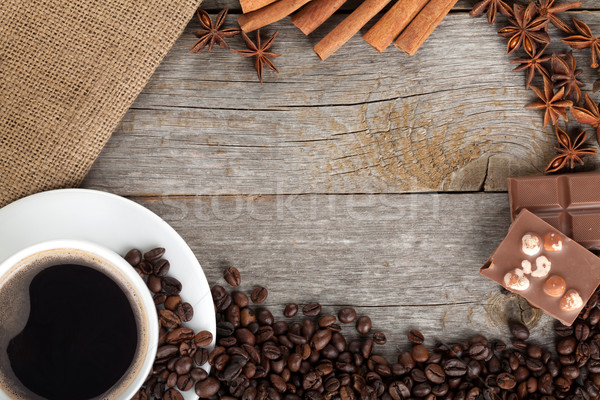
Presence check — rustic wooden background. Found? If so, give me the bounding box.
[82,1,600,358]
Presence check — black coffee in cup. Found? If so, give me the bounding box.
[0,247,151,400]
[7,264,138,400]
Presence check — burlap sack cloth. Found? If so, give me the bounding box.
[0,0,201,207]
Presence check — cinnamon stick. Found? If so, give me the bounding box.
[238,0,313,32]
[313,0,392,61]
[362,0,429,52]
[393,0,458,55]
[240,0,279,14]
[291,0,348,35]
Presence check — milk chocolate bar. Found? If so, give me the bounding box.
[508,172,600,250]
[481,210,600,326]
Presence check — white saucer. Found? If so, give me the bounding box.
[0,189,215,399]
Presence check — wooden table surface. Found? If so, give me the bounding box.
[82,2,600,358]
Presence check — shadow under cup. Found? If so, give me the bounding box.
[0,246,154,400]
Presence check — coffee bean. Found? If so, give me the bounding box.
[176,374,193,391]
[164,295,181,311]
[211,285,227,301]
[511,338,527,350]
[162,276,182,295]
[373,332,387,345]
[163,388,183,400]
[557,336,577,355]
[509,321,530,340]
[190,367,208,381]
[147,274,163,293]
[311,329,332,351]
[575,322,591,341]
[302,303,322,316]
[389,381,410,400]
[408,330,425,344]
[425,364,445,384]
[179,340,196,357]
[194,330,213,347]
[256,325,274,343]
[153,292,167,305]
[250,286,268,304]
[443,359,467,377]
[555,323,573,337]
[324,376,340,392]
[224,267,242,287]
[303,371,322,390]
[176,302,194,322]
[412,382,432,396]
[158,309,181,329]
[125,249,142,266]
[319,314,336,327]
[229,376,249,396]
[338,307,357,323]
[218,321,235,337]
[166,327,195,345]
[468,343,489,361]
[144,247,166,262]
[232,291,249,308]
[497,372,516,389]
[284,303,298,317]
[195,377,221,397]
[166,372,177,388]
[257,308,274,325]
[356,316,372,334]
[194,348,209,366]
[139,260,154,275]
[156,345,179,362]
[175,356,194,375]
[153,259,170,277]
[412,344,429,363]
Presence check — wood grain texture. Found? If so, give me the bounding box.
[199,0,600,12]
[130,193,556,357]
[83,12,600,196]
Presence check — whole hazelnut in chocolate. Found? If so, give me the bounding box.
[543,275,566,297]
[544,233,563,252]
[521,233,542,256]
[531,255,551,278]
[560,290,583,312]
[504,268,530,291]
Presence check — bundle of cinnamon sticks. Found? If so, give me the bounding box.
[237,0,459,60]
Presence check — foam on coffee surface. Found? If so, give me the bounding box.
[0,248,150,400]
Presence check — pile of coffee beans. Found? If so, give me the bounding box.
[125,248,214,400]
[128,249,600,400]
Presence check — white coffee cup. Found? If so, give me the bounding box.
[0,240,158,400]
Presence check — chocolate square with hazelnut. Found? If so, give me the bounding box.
[481,210,600,326]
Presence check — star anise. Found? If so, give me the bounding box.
[470,0,513,25]
[562,18,600,69]
[545,126,597,173]
[190,9,240,53]
[536,0,582,33]
[511,44,551,89]
[571,93,600,144]
[498,2,550,56]
[233,30,281,84]
[526,77,573,127]
[551,51,583,103]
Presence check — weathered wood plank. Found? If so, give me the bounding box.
[131,192,556,358]
[84,12,600,196]
[199,0,600,12]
